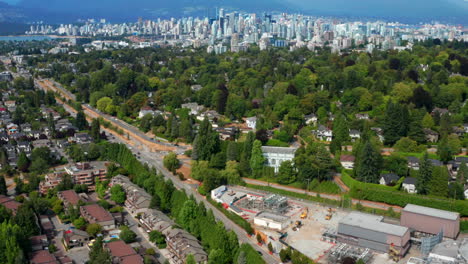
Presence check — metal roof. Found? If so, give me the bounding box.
[403,204,459,221]
[261,146,297,155]
[340,212,408,237]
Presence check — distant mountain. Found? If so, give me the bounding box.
[0,0,466,24]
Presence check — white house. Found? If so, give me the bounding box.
[253,212,289,231]
[464,188,468,200]
[246,117,257,130]
[379,173,400,186]
[181,102,204,116]
[261,146,297,173]
[402,177,417,194]
[304,114,318,125]
[349,129,361,141]
[314,125,332,142]
[340,155,355,170]
[355,113,369,120]
[138,107,162,118]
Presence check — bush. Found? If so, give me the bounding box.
[120,226,137,243]
[461,221,468,233]
[207,197,254,235]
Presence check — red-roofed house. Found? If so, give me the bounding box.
[80,204,115,230]
[57,190,82,208]
[30,250,59,264]
[105,240,143,264]
[0,194,21,215]
[340,155,355,170]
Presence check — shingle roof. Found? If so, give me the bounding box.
[59,190,81,205]
[380,173,400,183]
[81,204,113,222]
[403,204,459,221]
[403,177,417,185]
[261,146,297,155]
[105,240,137,258]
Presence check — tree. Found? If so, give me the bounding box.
[383,101,409,145]
[75,111,88,131]
[91,119,101,141]
[268,242,273,253]
[393,137,421,153]
[422,113,435,128]
[0,176,6,195]
[186,255,196,264]
[277,161,296,185]
[14,205,39,237]
[457,162,467,184]
[448,182,465,200]
[250,140,265,178]
[163,152,180,173]
[110,185,126,204]
[221,161,242,185]
[437,136,453,163]
[428,167,449,197]
[149,230,166,248]
[192,119,220,160]
[86,223,102,237]
[331,114,350,153]
[73,217,87,229]
[354,140,382,183]
[17,151,30,172]
[120,226,137,243]
[89,237,111,264]
[226,141,239,161]
[416,152,433,195]
[96,97,112,113]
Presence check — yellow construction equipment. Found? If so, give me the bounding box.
[300,208,308,219]
[389,244,400,262]
[325,213,332,220]
[295,221,302,228]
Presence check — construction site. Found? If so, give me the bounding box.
[212,185,468,264]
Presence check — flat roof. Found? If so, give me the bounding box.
[255,212,289,223]
[340,212,408,237]
[261,146,297,155]
[403,204,459,221]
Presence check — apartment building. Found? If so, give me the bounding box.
[65,161,109,190]
[80,204,115,230]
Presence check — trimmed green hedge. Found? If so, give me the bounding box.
[207,197,254,234]
[461,221,468,233]
[342,172,468,216]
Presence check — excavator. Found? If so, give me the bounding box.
[325,208,333,220]
[389,243,400,262]
[300,208,308,219]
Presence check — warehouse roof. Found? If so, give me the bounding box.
[340,212,408,237]
[403,204,459,221]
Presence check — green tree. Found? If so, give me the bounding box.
[428,167,449,197]
[89,237,111,264]
[416,152,433,195]
[73,217,87,229]
[457,162,467,184]
[422,113,435,128]
[330,114,350,154]
[86,223,102,237]
[119,226,137,243]
[91,119,101,141]
[13,205,39,237]
[17,152,30,172]
[277,161,296,185]
[437,136,453,163]
[448,182,465,200]
[163,152,180,173]
[354,140,382,183]
[75,111,88,131]
[186,255,196,264]
[110,184,126,204]
[192,119,220,160]
[96,97,112,113]
[250,140,265,178]
[0,176,6,195]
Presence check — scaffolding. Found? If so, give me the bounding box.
[236,194,289,214]
[327,244,373,264]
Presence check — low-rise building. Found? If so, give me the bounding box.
[57,190,82,208]
[253,212,290,231]
[65,161,109,190]
[110,175,151,214]
[139,209,172,233]
[379,173,400,186]
[337,212,410,256]
[314,125,332,142]
[163,227,208,264]
[30,235,48,252]
[80,204,115,230]
[0,194,21,215]
[261,146,297,173]
[402,177,417,194]
[105,240,143,264]
[63,229,90,249]
[39,172,66,194]
[246,116,257,129]
[400,204,460,239]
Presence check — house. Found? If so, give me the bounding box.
[191,85,203,91]
[110,175,152,214]
[429,159,443,167]
[314,125,332,142]
[379,173,400,186]
[0,71,13,82]
[463,124,468,133]
[63,229,90,248]
[163,227,208,264]
[80,204,115,230]
[58,190,82,208]
[261,146,297,173]
[464,187,468,199]
[0,195,21,215]
[6,123,18,135]
[407,156,420,170]
[30,235,48,252]
[431,107,450,116]
[402,177,417,194]
[139,209,173,233]
[355,113,369,120]
[0,132,8,142]
[16,141,32,154]
[197,110,221,122]
[30,250,59,264]
[138,106,162,119]
[423,128,439,143]
[304,114,318,125]
[340,155,355,169]
[4,100,15,108]
[39,172,66,194]
[20,123,32,133]
[181,102,204,116]
[349,129,361,141]
[105,240,143,264]
[452,126,464,137]
[69,132,93,144]
[39,215,54,239]
[246,116,257,129]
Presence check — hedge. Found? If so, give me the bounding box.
[342,172,468,216]
[207,197,254,235]
[461,221,468,233]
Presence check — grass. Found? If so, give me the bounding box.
[250,178,342,194]
[396,151,439,159]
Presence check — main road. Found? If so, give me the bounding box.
[34,78,280,264]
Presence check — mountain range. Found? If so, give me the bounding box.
[0,0,466,24]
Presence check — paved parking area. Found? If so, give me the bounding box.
[67,247,90,264]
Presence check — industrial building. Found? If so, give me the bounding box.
[337,212,410,256]
[400,204,460,239]
[253,212,290,231]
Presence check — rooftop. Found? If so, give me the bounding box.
[261,146,297,155]
[403,204,459,221]
[340,212,408,237]
[58,190,81,205]
[105,240,138,258]
[81,204,113,222]
[255,211,289,223]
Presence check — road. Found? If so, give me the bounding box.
[34,79,280,263]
